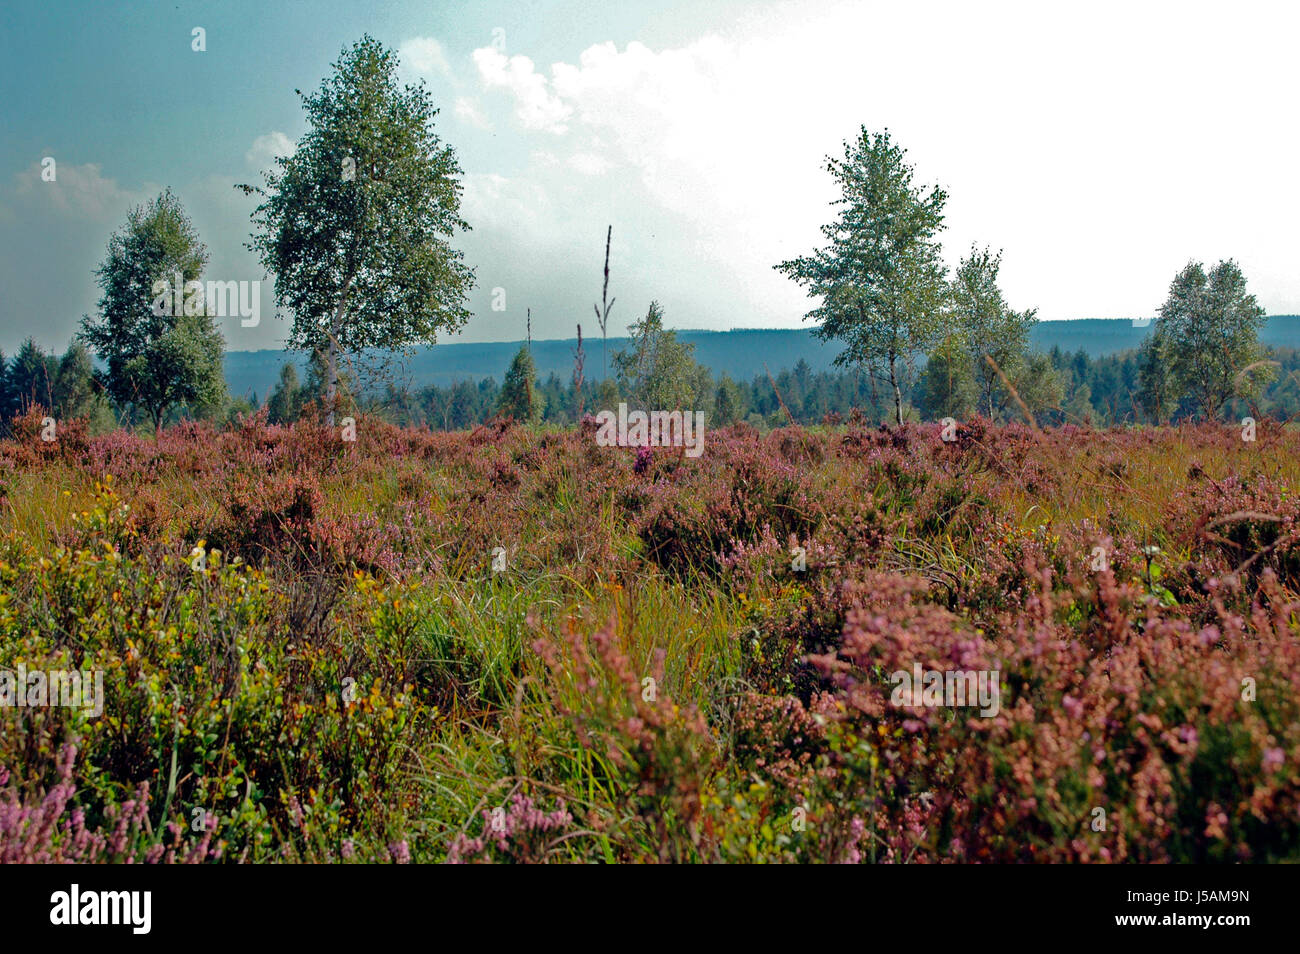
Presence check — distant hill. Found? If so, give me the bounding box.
[1028,316,1300,356]
[224,316,1300,400]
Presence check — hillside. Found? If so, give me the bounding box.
[223,316,1300,400]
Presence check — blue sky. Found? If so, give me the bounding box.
[3,0,1298,356]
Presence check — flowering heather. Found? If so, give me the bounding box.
[446,794,574,864]
[0,745,221,863]
[1,413,1298,862]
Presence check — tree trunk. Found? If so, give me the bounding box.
[325,336,339,428]
[889,354,903,426]
[325,267,358,429]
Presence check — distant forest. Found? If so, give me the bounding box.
[352,343,1300,431]
[219,317,1300,400]
[7,320,1299,435]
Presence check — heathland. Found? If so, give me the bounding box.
[2,413,1296,862]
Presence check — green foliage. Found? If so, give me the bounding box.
[713,373,745,425]
[497,346,543,422]
[52,342,95,419]
[1148,260,1269,420]
[1012,352,1066,418]
[1137,332,1176,423]
[79,189,227,430]
[228,334,1300,433]
[0,482,432,862]
[266,363,304,424]
[303,349,357,415]
[241,35,475,421]
[224,395,256,425]
[613,301,709,412]
[916,334,976,420]
[1061,380,1096,424]
[5,338,58,415]
[595,378,620,414]
[53,342,115,432]
[776,127,949,424]
[951,246,1039,417]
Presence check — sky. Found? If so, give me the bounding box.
[2,0,1298,356]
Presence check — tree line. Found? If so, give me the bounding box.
[775,127,1275,427]
[5,36,1282,436]
[255,345,1298,433]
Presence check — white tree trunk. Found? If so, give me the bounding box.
[889,354,904,426]
[325,278,352,428]
[326,335,339,428]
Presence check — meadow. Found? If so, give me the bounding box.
[1,406,1297,863]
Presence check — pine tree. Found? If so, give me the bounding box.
[917,335,976,420]
[267,362,304,423]
[497,346,543,422]
[0,349,9,422]
[52,341,99,420]
[8,338,57,413]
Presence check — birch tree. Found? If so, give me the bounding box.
[240,35,474,424]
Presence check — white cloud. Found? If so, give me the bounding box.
[469,33,820,320]
[245,131,294,169]
[472,47,571,133]
[464,0,1300,323]
[399,37,453,78]
[13,161,144,220]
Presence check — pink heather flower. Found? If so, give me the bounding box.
[446,794,573,863]
[839,817,866,864]
[2,743,218,864]
[634,443,653,475]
